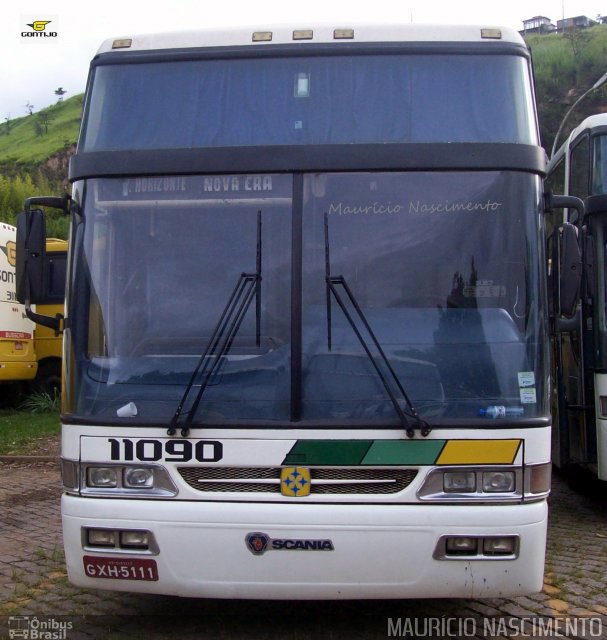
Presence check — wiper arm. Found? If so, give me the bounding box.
[324,213,430,438]
[168,211,262,437]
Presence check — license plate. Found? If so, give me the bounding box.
[83,556,158,581]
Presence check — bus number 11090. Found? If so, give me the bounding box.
[107,438,223,462]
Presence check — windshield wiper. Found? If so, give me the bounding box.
[168,211,262,437]
[324,212,430,438]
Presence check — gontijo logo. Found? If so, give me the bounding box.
[29,20,51,31]
[22,20,58,37]
[3,241,17,267]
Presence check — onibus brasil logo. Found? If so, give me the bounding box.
[8,615,73,639]
[22,21,58,37]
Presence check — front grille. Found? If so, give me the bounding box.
[177,466,418,495]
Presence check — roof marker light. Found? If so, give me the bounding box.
[293,30,313,40]
[112,39,132,49]
[334,29,354,39]
[252,31,272,42]
[481,28,502,39]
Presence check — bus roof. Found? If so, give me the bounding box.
[96,24,526,55]
[566,114,607,141]
[548,113,607,172]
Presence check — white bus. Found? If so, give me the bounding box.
[546,113,607,486]
[19,24,559,598]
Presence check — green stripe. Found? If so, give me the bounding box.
[362,440,445,465]
[282,439,447,466]
[283,440,373,465]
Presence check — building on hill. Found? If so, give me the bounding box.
[522,16,556,34]
[557,16,593,30]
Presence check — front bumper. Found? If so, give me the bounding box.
[62,495,547,600]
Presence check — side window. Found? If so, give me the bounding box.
[545,156,565,198]
[592,135,607,195]
[569,135,590,200]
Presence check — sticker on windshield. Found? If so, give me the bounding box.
[518,372,535,388]
[463,280,506,298]
[520,388,537,404]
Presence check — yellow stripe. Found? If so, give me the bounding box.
[436,439,521,465]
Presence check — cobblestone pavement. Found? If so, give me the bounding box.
[1,461,606,639]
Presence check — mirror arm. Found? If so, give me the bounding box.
[555,307,581,333]
[545,193,584,226]
[24,305,63,333]
[24,193,71,215]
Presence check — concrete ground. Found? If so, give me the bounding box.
[0,459,606,639]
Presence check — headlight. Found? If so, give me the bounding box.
[434,535,519,560]
[88,529,118,546]
[446,537,478,554]
[79,464,178,497]
[418,466,522,501]
[82,527,159,554]
[124,467,154,488]
[482,471,515,492]
[443,471,476,492]
[87,467,118,488]
[120,530,150,548]
[483,536,517,555]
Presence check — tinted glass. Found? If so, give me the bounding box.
[82,54,537,150]
[66,172,547,424]
[301,171,546,421]
[67,175,292,421]
[592,135,607,195]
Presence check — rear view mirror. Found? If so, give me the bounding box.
[16,202,67,333]
[558,222,582,320]
[16,208,47,304]
[546,193,584,330]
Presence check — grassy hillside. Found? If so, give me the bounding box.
[0,94,83,165]
[0,97,82,237]
[525,24,607,149]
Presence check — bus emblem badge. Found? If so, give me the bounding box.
[280,467,311,497]
[245,532,270,555]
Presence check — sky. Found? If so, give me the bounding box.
[1,0,605,120]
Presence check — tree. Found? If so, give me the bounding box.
[25,102,34,115]
[54,87,67,102]
[36,112,54,136]
[3,115,11,136]
[562,29,589,59]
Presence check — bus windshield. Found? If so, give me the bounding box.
[81,53,537,150]
[65,170,547,425]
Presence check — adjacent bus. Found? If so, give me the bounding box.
[0,224,67,398]
[19,24,558,598]
[0,222,36,390]
[546,113,607,485]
